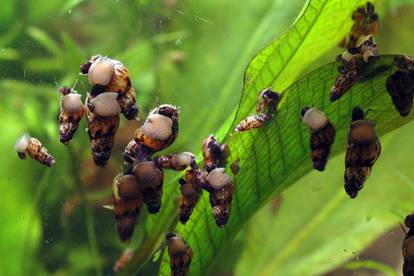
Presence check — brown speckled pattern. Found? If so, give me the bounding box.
[344,119,381,198]
[208,182,234,228]
[59,107,84,144]
[309,122,336,171]
[85,99,120,167]
[26,138,55,167]
[167,236,192,276]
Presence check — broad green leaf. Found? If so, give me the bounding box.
[229,0,375,133]
[120,0,306,273]
[158,0,306,152]
[234,122,414,275]
[158,53,414,275]
[123,1,389,274]
[346,260,398,276]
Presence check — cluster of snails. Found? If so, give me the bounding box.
[113,104,197,242]
[14,2,414,275]
[14,50,236,274]
[236,2,388,199]
[15,53,140,168]
[332,1,379,101]
[177,135,234,227]
[13,53,201,275]
[235,3,414,275]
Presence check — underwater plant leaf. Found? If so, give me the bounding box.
[234,122,414,275]
[229,0,376,133]
[345,260,398,276]
[121,0,393,274]
[157,0,306,152]
[156,54,414,276]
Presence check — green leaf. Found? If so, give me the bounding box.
[158,51,412,274]
[124,1,398,274]
[346,260,398,276]
[159,51,414,274]
[158,0,306,151]
[233,122,414,275]
[121,0,307,273]
[229,0,375,133]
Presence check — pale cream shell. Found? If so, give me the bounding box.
[356,35,372,47]
[207,168,232,190]
[175,152,195,167]
[88,56,114,86]
[89,92,121,117]
[141,114,173,140]
[341,51,355,62]
[14,133,31,153]
[61,93,83,112]
[302,107,328,131]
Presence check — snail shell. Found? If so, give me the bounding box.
[302,107,328,131]
[141,114,173,140]
[89,92,121,117]
[175,152,195,167]
[14,133,31,153]
[88,56,115,86]
[207,168,232,190]
[61,93,83,113]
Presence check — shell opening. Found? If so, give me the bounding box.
[88,56,114,86]
[302,107,328,131]
[62,94,83,112]
[207,168,232,190]
[141,114,173,140]
[89,92,121,117]
[14,133,31,153]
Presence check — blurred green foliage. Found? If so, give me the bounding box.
[2,0,414,276]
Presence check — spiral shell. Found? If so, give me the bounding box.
[89,92,121,117]
[141,114,173,140]
[207,168,232,190]
[302,107,328,131]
